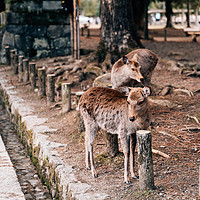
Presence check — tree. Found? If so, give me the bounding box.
[100,0,147,156]
[100,0,144,61]
[165,0,173,27]
[0,0,5,12]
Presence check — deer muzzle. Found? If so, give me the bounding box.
[129,116,135,122]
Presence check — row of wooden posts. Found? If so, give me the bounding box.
[5,46,155,191]
[5,46,82,113]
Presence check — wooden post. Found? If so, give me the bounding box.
[137,130,155,191]
[164,29,167,42]
[73,0,80,59]
[47,74,55,105]
[87,28,90,37]
[38,67,46,98]
[10,50,15,69]
[76,91,85,133]
[18,55,24,82]
[62,83,71,113]
[13,53,18,74]
[29,63,36,89]
[23,59,29,82]
[105,132,119,157]
[5,46,10,65]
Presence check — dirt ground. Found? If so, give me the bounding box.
[2,28,200,199]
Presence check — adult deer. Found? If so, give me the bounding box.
[78,86,151,183]
[111,49,158,89]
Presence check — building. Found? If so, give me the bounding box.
[0,0,79,64]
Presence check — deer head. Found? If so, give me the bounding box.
[127,87,150,122]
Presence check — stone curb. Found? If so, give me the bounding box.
[0,135,25,200]
[0,68,109,200]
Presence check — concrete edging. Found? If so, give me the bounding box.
[0,68,109,200]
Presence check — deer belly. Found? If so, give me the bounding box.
[96,112,121,134]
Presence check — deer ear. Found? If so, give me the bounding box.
[132,53,138,61]
[143,87,150,98]
[123,56,129,64]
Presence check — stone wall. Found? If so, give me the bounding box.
[0,1,71,64]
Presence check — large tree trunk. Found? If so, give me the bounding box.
[165,0,173,28]
[101,0,143,59]
[186,0,190,27]
[100,0,143,157]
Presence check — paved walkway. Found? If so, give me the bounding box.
[0,135,25,200]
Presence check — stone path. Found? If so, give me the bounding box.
[0,104,52,200]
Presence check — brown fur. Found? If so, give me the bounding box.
[79,87,151,183]
[111,49,158,89]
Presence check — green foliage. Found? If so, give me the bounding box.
[80,0,100,17]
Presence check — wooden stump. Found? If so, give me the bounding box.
[38,67,46,98]
[18,55,24,82]
[137,130,155,191]
[47,74,55,105]
[76,91,85,133]
[5,46,10,65]
[62,83,72,113]
[10,50,15,70]
[29,63,36,89]
[105,132,119,157]
[13,54,18,74]
[23,59,29,82]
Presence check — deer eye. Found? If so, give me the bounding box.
[134,61,139,68]
[137,100,144,105]
[127,101,130,105]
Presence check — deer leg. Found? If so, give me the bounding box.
[85,137,90,170]
[89,143,98,178]
[130,133,138,179]
[84,121,98,178]
[121,135,130,184]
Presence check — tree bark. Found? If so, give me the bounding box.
[29,63,36,89]
[38,68,46,98]
[165,0,173,28]
[62,83,72,113]
[104,132,119,157]
[100,0,144,156]
[23,59,29,82]
[5,46,10,66]
[100,0,143,58]
[186,0,190,28]
[10,50,15,70]
[18,55,24,82]
[47,74,55,105]
[13,54,18,75]
[137,130,155,191]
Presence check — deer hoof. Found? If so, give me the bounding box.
[92,170,98,178]
[124,180,131,184]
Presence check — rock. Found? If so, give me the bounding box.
[85,63,103,77]
[93,73,112,87]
